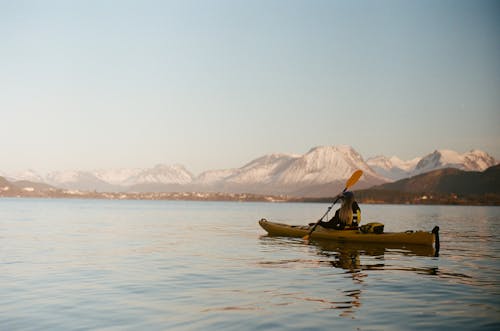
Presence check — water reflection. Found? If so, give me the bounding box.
[258,236,440,318]
[312,239,437,258]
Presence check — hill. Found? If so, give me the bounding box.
[353,165,500,205]
[0,176,58,197]
[372,164,499,194]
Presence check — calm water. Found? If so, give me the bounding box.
[1,198,499,330]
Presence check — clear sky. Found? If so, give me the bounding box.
[1,0,499,174]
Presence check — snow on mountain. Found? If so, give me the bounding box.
[366,155,421,172]
[7,169,45,183]
[93,168,143,185]
[196,168,238,185]
[366,149,497,181]
[391,156,421,171]
[367,155,421,181]
[0,146,388,196]
[276,146,384,186]
[195,154,300,186]
[412,149,497,176]
[461,150,497,171]
[44,164,194,191]
[45,170,116,191]
[227,153,300,184]
[124,164,194,185]
[46,170,87,184]
[3,146,496,195]
[193,145,387,196]
[196,146,384,188]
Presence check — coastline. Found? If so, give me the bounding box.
[1,190,498,206]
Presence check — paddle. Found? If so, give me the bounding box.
[303,170,363,241]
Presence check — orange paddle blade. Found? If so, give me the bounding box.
[345,170,363,190]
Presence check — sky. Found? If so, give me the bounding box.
[1,0,499,175]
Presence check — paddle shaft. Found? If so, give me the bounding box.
[306,193,343,236]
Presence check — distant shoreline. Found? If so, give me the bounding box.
[1,190,498,206]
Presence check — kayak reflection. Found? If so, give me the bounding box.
[259,235,437,274]
[311,238,438,260]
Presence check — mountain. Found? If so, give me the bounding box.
[371,164,500,195]
[412,150,497,176]
[42,164,194,192]
[31,145,386,197]
[366,155,421,181]
[93,168,144,186]
[118,164,195,193]
[193,145,387,196]
[13,180,56,192]
[366,149,497,181]
[196,168,240,186]
[224,153,299,185]
[45,170,120,192]
[0,176,21,195]
[350,164,500,205]
[0,176,59,197]
[126,164,194,185]
[276,146,377,184]
[5,169,45,183]
[274,146,385,190]
[195,153,300,192]
[2,146,497,197]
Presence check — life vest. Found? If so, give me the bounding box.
[350,209,361,227]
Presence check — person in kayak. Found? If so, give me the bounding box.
[314,191,361,230]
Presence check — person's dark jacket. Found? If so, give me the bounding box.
[317,201,360,230]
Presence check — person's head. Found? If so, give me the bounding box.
[341,191,354,204]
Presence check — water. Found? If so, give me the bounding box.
[1,198,499,330]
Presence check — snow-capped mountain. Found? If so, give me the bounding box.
[3,146,497,197]
[367,149,497,180]
[231,153,300,184]
[199,153,300,186]
[93,168,144,186]
[193,145,387,196]
[69,164,195,188]
[367,155,421,181]
[412,149,497,176]
[196,168,239,185]
[33,164,195,192]
[121,164,193,186]
[6,169,45,183]
[45,170,118,192]
[275,146,384,185]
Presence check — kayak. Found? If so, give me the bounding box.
[259,218,439,247]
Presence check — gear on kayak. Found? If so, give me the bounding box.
[360,222,384,234]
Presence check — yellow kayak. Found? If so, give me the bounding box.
[259,218,439,247]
